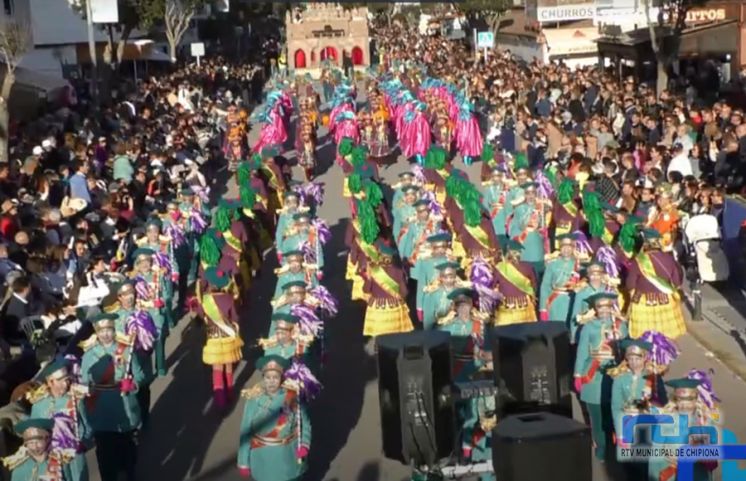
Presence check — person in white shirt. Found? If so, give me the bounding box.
[667,143,694,177]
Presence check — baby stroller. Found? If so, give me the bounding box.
[683,213,730,282]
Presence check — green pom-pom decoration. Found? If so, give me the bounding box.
[557,179,575,205]
[214,206,234,232]
[424,145,447,170]
[237,162,251,186]
[199,235,221,266]
[544,164,558,188]
[350,145,367,167]
[445,173,464,199]
[364,181,383,208]
[348,174,362,194]
[338,137,354,156]
[513,152,529,170]
[481,143,494,162]
[239,185,256,209]
[357,200,380,244]
[587,209,605,238]
[619,221,639,253]
[463,198,482,227]
[582,190,602,213]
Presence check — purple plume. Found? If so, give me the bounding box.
[190,211,208,234]
[284,359,323,402]
[420,190,442,216]
[312,218,331,245]
[573,230,592,257]
[291,304,324,338]
[640,330,680,367]
[299,241,316,264]
[535,171,554,199]
[51,412,80,455]
[191,186,211,203]
[294,182,325,207]
[134,277,151,301]
[470,258,495,289]
[474,284,500,312]
[687,369,721,408]
[153,252,172,275]
[595,246,620,279]
[411,165,426,185]
[165,223,186,248]
[309,285,338,316]
[126,310,157,353]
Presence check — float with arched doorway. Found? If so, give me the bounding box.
[294,49,307,69]
[351,46,364,65]
[320,46,338,63]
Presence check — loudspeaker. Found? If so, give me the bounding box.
[492,412,592,481]
[376,331,456,466]
[491,322,572,418]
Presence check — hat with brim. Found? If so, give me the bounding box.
[556,233,576,244]
[399,172,415,179]
[282,250,304,260]
[377,241,397,258]
[282,280,307,291]
[507,239,524,251]
[132,247,155,262]
[402,185,419,194]
[665,378,701,400]
[293,212,311,221]
[92,312,118,330]
[205,266,231,290]
[15,418,55,437]
[181,187,195,196]
[521,182,537,191]
[146,218,162,230]
[427,232,452,244]
[435,261,460,272]
[38,359,70,381]
[116,280,135,295]
[586,262,606,274]
[256,354,290,373]
[585,291,618,306]
[413,199,430,208]
[447,287,474,302]
[620,338,652,356]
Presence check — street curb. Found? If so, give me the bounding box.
[685,316,746,383]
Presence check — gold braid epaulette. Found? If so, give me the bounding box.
[258,338,277,348]
[607,361,630,378]
[240,384,264,400]
[25,383,48,403]
[78,335,99,352]
[270,294,287,309]
[1,447,29,470]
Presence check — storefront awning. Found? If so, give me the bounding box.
[543,27,600,57]
[75,39,162,64]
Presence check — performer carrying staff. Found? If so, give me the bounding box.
[2,419,67,481]
[574,292,627,461]
[509,182,551,276]
[540,233,581,324]
[237,355,311,481]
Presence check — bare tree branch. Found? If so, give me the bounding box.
[0,20,32,76]
[165,0,198,61]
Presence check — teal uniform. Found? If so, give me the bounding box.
[539,257,579,324]
[411,255,448,318]
[133,272,169,376]
[30,393,91,481]
[436,312,484,383]
[273,270,317,300]
[263,339,317,373]
[610,369,658,461]
[483,183,508,239]
[509,202,546,274]
[80,341,146,432]
[570,284,605,343]
[237,387,311,481]
[138,240,176,327]
[9,456,66,481]
[574,316,627,459]
[393,203,415,244]
[422,286,456,331]
[462,395,496,481]
[269,304,293,337]
[280,230,325,270]
[276,209,300,244]
[114,307,155,425]
[398,218,441,263]
[647,406,715,481]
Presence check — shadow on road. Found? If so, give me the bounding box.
[305,219,378,481]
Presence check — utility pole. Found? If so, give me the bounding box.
[86,0,99,106]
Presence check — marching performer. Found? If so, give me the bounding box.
[198,266,244,410]
[509,182,551,276]
[422,262,470,330]
[540,234,582,324]
[2,419,67,481]
[237,355,311,481]
[411,233,454,324]
[493,239,538,326]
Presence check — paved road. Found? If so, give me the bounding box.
[85,108,746,481]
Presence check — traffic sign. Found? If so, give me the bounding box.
[476,31,494,48]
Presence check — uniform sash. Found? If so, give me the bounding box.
[223,229,243,253]
[464,222,492,250]
[637,252,674,295]
[369,264,401,298]
[201,290,237,337]
[496,261,534,297]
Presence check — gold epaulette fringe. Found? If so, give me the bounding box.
[240,384,264,400]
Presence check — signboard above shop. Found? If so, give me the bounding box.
[537,4,595,22]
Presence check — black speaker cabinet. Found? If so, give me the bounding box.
[376,330,456,466]
[491,322,572,418]
[492,412,592,481]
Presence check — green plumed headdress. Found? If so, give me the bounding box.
[199,233,222,266]
[239,185,256,210]
[481,142,495,163]
[215,204,237,232]
[619,218,641,253]
[513,152,529,171]
[582,190,604,238]
[356,199,380,244]
[348,173,362,195]
[557,179,575,205]
[338,137,355,157]
[364,180,383,208]
[424,145,447,170]
[350,145,368,168]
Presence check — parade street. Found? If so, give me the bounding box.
[82,114,746,481]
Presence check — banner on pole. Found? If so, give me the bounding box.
[476,31,494,49]
[191,42,205,57]
[90,0,119,24]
